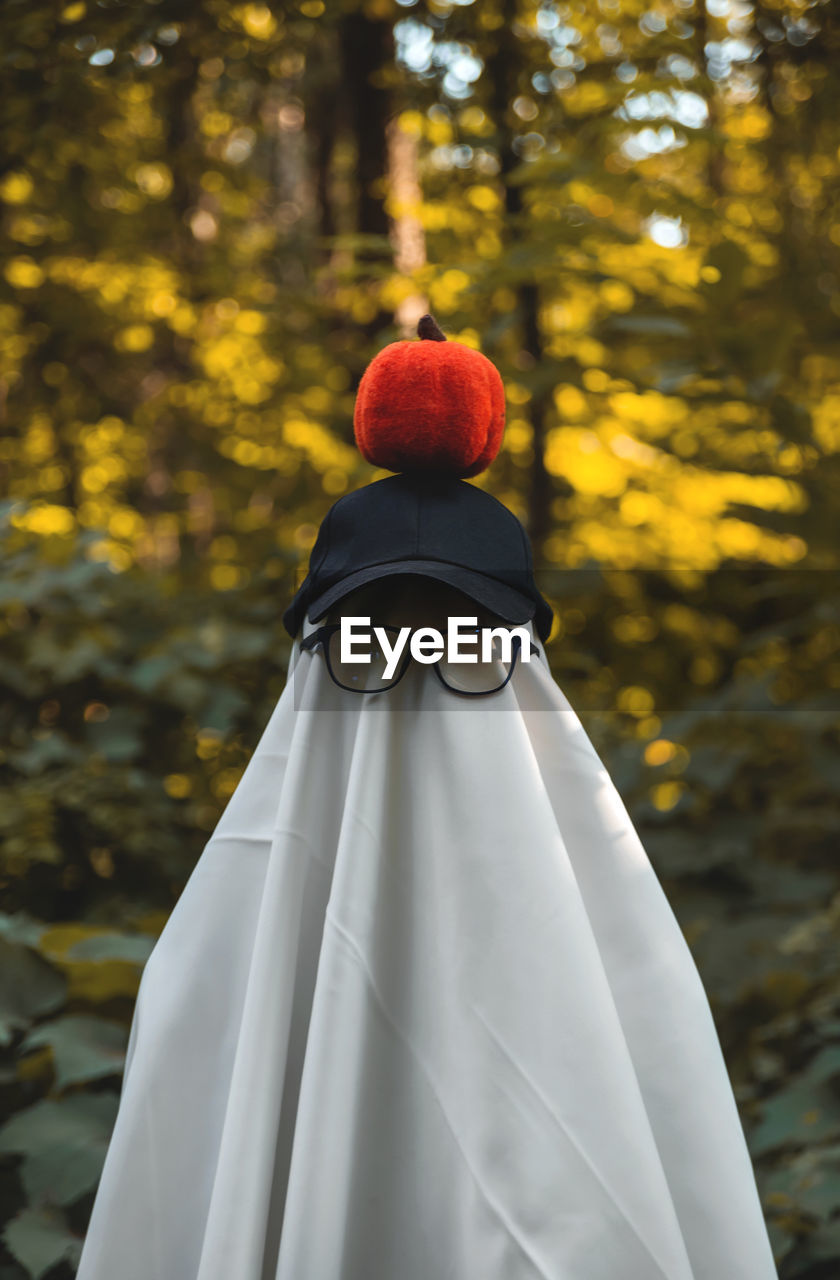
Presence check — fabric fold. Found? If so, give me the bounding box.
[76,626,778,1280]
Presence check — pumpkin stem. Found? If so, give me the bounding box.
[417,313,447,342]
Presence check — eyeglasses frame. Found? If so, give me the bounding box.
[300,623,541,697]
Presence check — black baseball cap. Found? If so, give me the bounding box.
[283,473,554,641]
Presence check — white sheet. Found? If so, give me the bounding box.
[75,622,778,1280]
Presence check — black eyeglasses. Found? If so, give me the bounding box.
[300,624,540,696]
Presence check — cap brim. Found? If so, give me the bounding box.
[305,561,537,628]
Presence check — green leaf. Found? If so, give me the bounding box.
[20,1015,128,1090]
[199,683,250,733]
[763,1141,840,1222]
[797,1213,840,1264]
[2,1206,82,1280]
[0,1092,118,1208]
[0,912,48,947]
[750,1047,840,1156]
[603,313,694,338]
[65,931,155,963]
[681,742,749,792]
[125,653,178,693]
[84,706,146,762]
[0,938,66,1047]
[8,732,76,777]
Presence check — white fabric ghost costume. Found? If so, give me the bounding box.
[75,616,779,1280]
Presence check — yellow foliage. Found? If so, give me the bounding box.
[608,431,661,467]
[233,377,271,405]
[196,730,223,760]
[283,417,357,472]
[617,685,655,717]
[613,614,658,643]
[420,203,468,233]
[5,256,44,288]
[813,394,840,451]
[11,504,76,536]
[715,517,763,556]
[202,334,240,377]
[90,539,131,571]
[458,106,490,134]
[398,110,424,139]
[163,773,191,798]
[235,309,267,334]
[149,291,177,317]
[209,535,237,559]
[448,328,481,349]
[545,428,628,497]
[169,303,197,334]
[23,419,56,463]
[201,111,234,138]
[722,472,806,511]
[598,280,634,312]
[553,384,588,420]
[662,604,700,636]
[428,268,471,315]
[201,170,226,193]
[726,201,752,228]
[0,172,34,204]
[475,232,501,258]
[325,365,350,390]
[323,468,348,495]
[133,163,173,199]
[504,422,533,452]
[466,184,500,212]
[577,337,608,366]
[379,275,412,310]
[115,324,154,352]
[619,490,666,525]
[427,115,453,147]
[650,781,685,811]
[567,82,610,113]
[644,739,678,766]
[79,416,127,452]
[748,242,779,267]
[582,369,610,393]
[211,766,244,798]
[609,389,688,435]
[484,290,512,317]
[729,107,771,140]
[234,3,279,36]
[108,508,144,539]
[77,499,107,527]
[80,456,126,493]
[506,382,531,405]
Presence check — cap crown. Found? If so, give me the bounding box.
[283,474,553,640]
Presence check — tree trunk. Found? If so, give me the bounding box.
[484,0,552,549]
[386,116,428,336]
[337,6,395,346]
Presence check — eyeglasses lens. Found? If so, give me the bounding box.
[327,629,400,691]
[438,633,515,694]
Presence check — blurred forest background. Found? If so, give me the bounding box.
[1,0,839,1274]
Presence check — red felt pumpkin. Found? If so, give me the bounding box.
[353,314,505,479]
